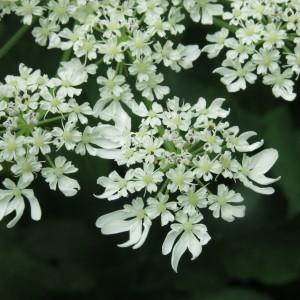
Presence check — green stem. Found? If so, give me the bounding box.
[158,179,169,194]
[196,179,212,193]
[44,154,55,168]
[37,115,66,126]
[283,45,292,54]
[96,58,103,65]
[61,48,72,62]
[213,17,238,33]
[0,20,36,60]
[116,62,124,74]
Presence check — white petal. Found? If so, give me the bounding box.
[133,219,151,249]
[171,233,188,273]
[249,148,279,176]
[162,230,181,255]
[118,220,142,248]
[6,200,25,228]
[243,179,275,195]
[22,189,42,221]
[58,176,80,197]
[102,219,133,235]
[187,233,202,260]
[95,210,128,228]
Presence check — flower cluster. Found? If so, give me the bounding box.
[96,97,279,272]
[202,0,300,101]
[0,0,205,122]
[0,0,283,272]
[0,60,126,227]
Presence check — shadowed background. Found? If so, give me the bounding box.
[0,15,300,300]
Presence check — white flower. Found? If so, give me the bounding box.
[96,197,152,249]
[239,149,280,195]
[194,97,229,122]
[98,37,125,64]
[287,45,300,74]
[225,127,264,152]
[177,45,201,70]
[11,155,42,183]
[162,212,211,272]
[28,128,52,155]
[142,102,163,127]
[252,48,280,75]
[48,59,88,98]
[136,72,170,101]
[263,69,296,101]
[129,57,156,82]
[32,17,60,46]
[93,81,135,122]
[75,125,124,159]
[193,154,221,181]
[0,132,25,161]
[68,99,93,124]
[224,38,255,63]
[134,164,164,193]
[202,28,229,58]
[177,186,208,216]
[263,23,287,49]
[41,156,80,197]
[128,30,152,58]
[0,178,41,228]
[48,0,72,24]
[236,20,263,45]
[52,122,82,151]
[219,151,240,178]
[73,34,98,60]
[214,60,257,92]
[166,165,194,192]
[96,170,135,201]
[146,193,177,226]
[15,0,43,25]
[208,184,245,222]
[183,0,223,24]
[40,89,70,114]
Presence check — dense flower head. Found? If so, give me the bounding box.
[96,97,280,272]
[0,61,125,227]
[202,0,300,101]
[0,0,284,272]
[0,0,203,122]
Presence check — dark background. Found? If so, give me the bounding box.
[0,16,300,300]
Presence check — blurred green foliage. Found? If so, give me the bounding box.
[0,16,299,300]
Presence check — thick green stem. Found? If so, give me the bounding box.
[0,20,36,60]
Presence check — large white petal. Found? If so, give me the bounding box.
[250,174,281,185]
[96,148,121,159]
[102,219,134,235]
[6,199,25,228]
[243,179,275,195]
[187,233,202,260]
[171,233,188,273]
[58,176,80,197]
[249,148,279,176]
[162,230,181,255]
[22,189,42,221]
[118,220,142,248]
[133,219,152,249]
[95,210,128,228]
